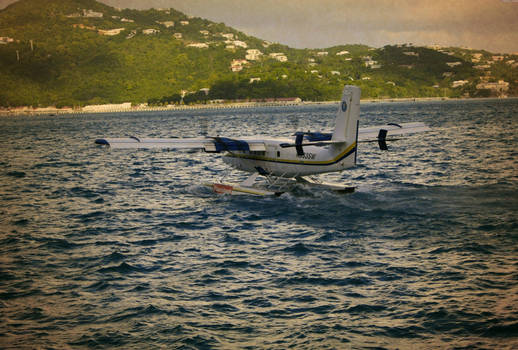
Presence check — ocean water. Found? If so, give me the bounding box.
[0,99,517,349]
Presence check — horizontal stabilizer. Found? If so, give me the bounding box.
[358,122,430,141]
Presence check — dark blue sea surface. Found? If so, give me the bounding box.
[1,99,517,349]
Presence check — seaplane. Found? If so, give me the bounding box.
[95,85,430,196]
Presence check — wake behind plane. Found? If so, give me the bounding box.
[95,86,430,196]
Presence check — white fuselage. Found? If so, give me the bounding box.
[222,137,357,177]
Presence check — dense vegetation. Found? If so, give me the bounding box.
[0,0,517,108]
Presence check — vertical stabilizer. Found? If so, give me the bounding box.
[332,85,361,143]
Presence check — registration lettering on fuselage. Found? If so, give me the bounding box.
[297,153,316,160]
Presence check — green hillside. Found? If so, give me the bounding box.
[0,0,517,108]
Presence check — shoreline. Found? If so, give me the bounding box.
[0,96,515,116]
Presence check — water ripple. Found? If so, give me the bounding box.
[0,100,517,349]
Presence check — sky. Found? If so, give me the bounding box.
[1,0,518,53]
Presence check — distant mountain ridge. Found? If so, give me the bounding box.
[0,0,516,107]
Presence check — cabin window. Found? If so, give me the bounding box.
[277,151,280,157]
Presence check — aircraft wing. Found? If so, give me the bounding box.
[357,122,430,141]
[94,136,266,152]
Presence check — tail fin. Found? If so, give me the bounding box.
[332,85,361,143]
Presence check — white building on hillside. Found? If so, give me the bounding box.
[269,53,288,62]
[143,29,160,35]
[427,44,443,50]
[0,37,14,44]
[221,33,235,40]
[230,59,248,72]
[476,80,509,94]
[472,53,483,62]
[83,9,103,18]
[246,49,262,60]
[233,40,248,48]
[446,62,462,67]
[452,80,469,88]
[98,28,125,36]
[187,43,209,48]
[159,21,175,28]
[363,56,381,68]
